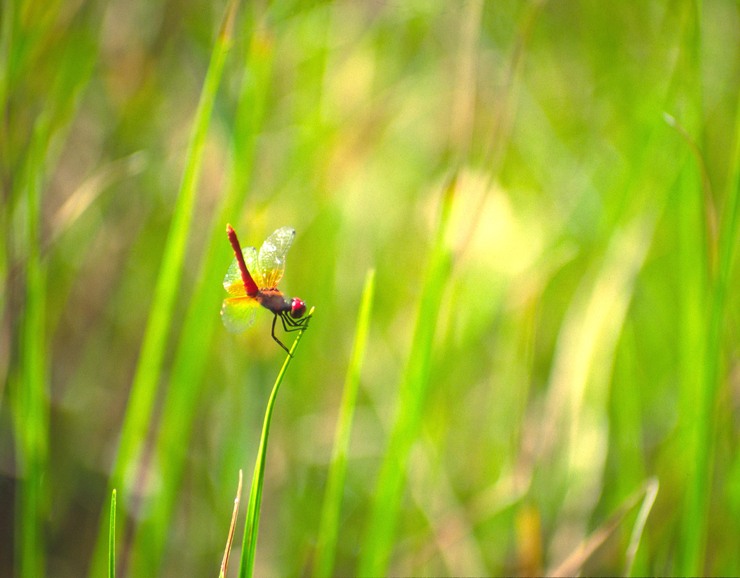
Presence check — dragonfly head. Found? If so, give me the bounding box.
[290,298,307,319]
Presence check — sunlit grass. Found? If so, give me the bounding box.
[127,9,273,576]
[1,1,738,577]
[89,2,239,574]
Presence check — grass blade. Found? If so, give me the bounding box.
[358,178,456,576]
[15,142,48,578]
[624,479,659,576]
[547,478,659,577]
[90,1,238,574]
[128,13,274,575]
[313,269,375,577]
[8,10,96,576]
[237,308,315,578]
[108,489,116,578]
[220,470,243,578]
[682,83,740,574]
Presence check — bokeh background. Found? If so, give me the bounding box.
[2,0,739,576]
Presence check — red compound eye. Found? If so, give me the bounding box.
[291,298,306,319]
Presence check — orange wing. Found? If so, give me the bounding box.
[221,296,259,334]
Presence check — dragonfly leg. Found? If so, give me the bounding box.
[279,311,310,333]
[271,314,292,356]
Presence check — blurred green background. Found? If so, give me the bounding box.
[1,0,739,576]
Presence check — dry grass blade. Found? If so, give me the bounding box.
[220,470,243,578]
[548,478,659,577]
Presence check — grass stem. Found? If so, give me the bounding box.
[238,308,315,578]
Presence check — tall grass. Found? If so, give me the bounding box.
[4,3,96,576]
[359,177,455,576]
[127,6,273,575]
[2,1,738,576]
[313,269,375,577]
[90,1,239,574]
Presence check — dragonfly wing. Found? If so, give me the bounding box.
[258,227,295,288]
[223,255,247,296]
[242,245,265,289]
[221,296,258,333]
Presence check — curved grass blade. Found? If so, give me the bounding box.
[313,270,375,577]
[237,307,315,578]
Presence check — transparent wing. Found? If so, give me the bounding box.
[223,253,247,296]
[242,245,264,289]
[258,227,296,289]
[221,296,259,333]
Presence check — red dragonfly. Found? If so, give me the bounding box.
[221,224,310,354]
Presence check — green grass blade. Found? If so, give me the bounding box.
[237,308,315,578]
[11,23,96,574]
[128,14,274,576]
[108,489,116,578]
[90,1,238,574]
[358,178,456,576]
[313,269,375,578]
[684,83,740,574]
[668,2,710,573]
[15,144,48,578]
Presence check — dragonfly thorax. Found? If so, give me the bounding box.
[256,289,292,314]
[256,290,307,319]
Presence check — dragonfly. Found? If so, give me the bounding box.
[221,224,310,354]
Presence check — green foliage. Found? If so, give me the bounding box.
[1,1,738,576]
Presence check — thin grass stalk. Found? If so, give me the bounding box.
[0,0,13,185]
[624,479,659,577]
[547,478,659,577]
[90,2,238,574]
[220,470,243,578]
[108,490,116,578]
[128,10,273,575]
[358,178,456,576]
[237,309,314,578]
[1,0,20,410]
[313,269,375,577]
